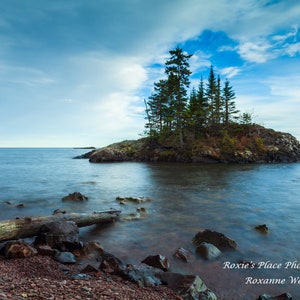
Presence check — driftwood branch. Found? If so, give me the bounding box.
[0,210,121,242]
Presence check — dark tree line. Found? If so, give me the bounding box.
[144,47,244,147]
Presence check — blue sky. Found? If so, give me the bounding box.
[0,0,299,147]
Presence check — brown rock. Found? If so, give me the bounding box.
[193,229,237,251]
[35,244,55,257]
[62,192,88,202]
[5,240,38,259]
[173,247,191,263]
[142,254,169,271]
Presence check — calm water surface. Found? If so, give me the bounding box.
[0,148,300,299]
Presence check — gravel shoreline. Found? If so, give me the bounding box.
[0,256,181,299]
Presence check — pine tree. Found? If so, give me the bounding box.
[188,77,208,137]
[165,47,192,147]
[223,79,239,125]
[206,66,218,126]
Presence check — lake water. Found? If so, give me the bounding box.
[0,148,300,299]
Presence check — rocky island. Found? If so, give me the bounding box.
[75,124,300,164]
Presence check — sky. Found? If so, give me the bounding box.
[0,0,299,147]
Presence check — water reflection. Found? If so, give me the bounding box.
[1,149,300,298]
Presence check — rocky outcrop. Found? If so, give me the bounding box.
[78,125,300,164]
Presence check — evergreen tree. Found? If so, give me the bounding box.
[165,47,192,147]
[188,77,208,137]
[205,65,218,126]
[146,79,170,134]
[222,79,239,125]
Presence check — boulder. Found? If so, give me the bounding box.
[142,254,170,271]
[196,242,222,260]
[5,240,37,259]
[62,192,88,202]
[35,220,80,251]
[255,224,269,234]
[173,247,191,263]
[193,229,237,251]
[159,272,217,300]
[257,293,292,300]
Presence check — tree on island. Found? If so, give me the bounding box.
[145,46,248,147]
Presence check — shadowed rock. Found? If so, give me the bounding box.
[193,229,237,251]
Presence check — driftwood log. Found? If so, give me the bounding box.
[0,210,121,242]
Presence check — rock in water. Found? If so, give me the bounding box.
[193,229,237,250]
[255,224,269,234]
[62,192,88,202]
[196,242,222,260]
[142,254,170,271]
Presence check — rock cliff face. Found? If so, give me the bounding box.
[77,125,300,164]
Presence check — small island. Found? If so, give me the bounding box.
[76,47,300,164]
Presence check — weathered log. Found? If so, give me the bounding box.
[0,210,121,242]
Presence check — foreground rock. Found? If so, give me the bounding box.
[257,293,292,300]
[35,220,81,251]
[159,273,217,300]
[4,240,38,259]
[78,125,300,163]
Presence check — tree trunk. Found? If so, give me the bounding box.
[0,210,121,242]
